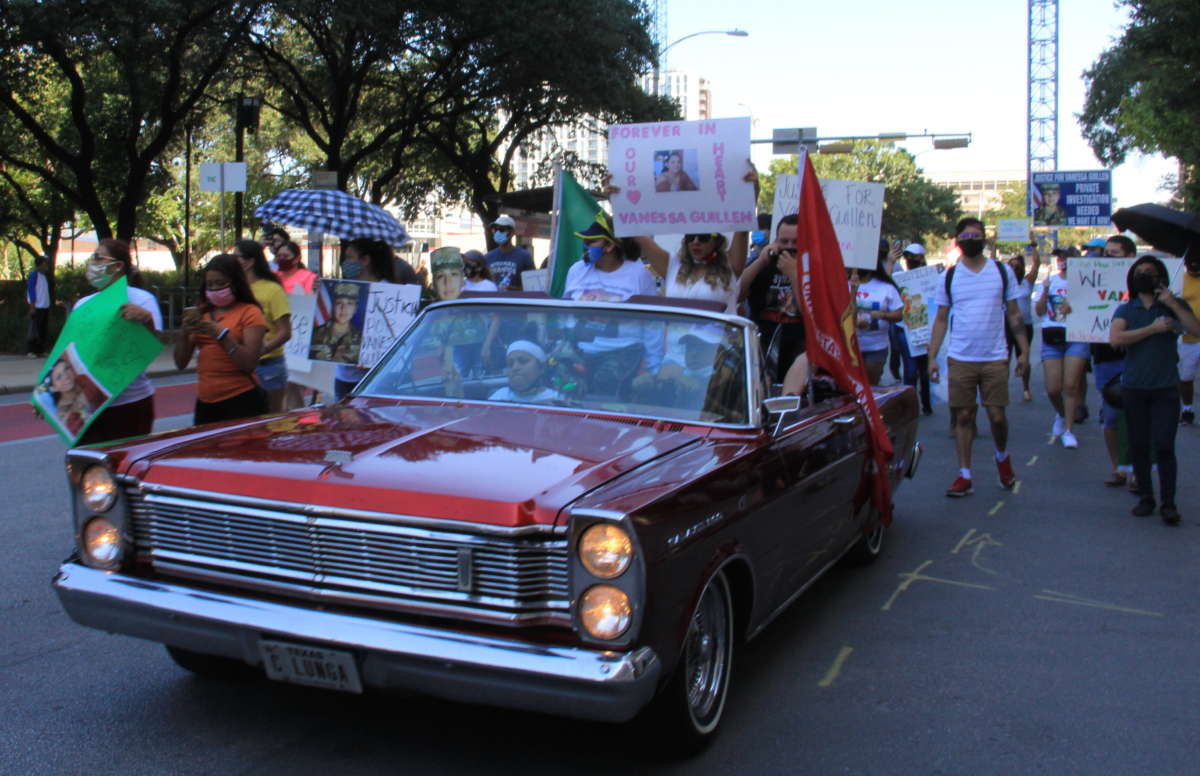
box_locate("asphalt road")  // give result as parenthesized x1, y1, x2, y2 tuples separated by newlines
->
(2, 369, 1197, 775)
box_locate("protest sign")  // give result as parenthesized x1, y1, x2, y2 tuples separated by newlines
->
(1063, 257, 1184, 342)
(892, 265, 941, 347)
(284, 292, 315, 372)
(998, 219, 1031, 243)
(771, 173, 883, 269)
(31, 277, 163, 444)
(307, 280, 421, 368)
(521, 269, 549, 293)
(1029, 170, 1112, 227)
(607, 117, 755, 237)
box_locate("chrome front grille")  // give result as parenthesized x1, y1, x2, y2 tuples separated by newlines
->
(124, 485, 571, 626)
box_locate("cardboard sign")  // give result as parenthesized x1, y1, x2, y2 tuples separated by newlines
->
(359, 283, 422, 368)
(1063, 257, 1184, 342)
(307, 280, 421, 368)
(521, 269, 549, 293)
(771, 173, 883, 269)
(31, 277, 163, 444)
(998, 219, 1031, 243)
(892, 265, 941, 347)
(1030, 170, 1112, 227)
(607, 117, 755, 237)
(284, 292, 315, 372)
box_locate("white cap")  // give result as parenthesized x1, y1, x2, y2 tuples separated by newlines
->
(507, 340, 546, 363)
(904, 243, 925, 256)
(679, 325, 724, 346)
(492, 214, 517, 229)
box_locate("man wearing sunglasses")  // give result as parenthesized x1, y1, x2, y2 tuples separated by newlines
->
(928, 217, 1030, 497)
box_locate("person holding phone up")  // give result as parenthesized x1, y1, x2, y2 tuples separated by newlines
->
(1109, 256, 1200, 524)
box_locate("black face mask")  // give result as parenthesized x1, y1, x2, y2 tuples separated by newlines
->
(1130, 272, 1159, 294)
(958, 239, 985, 258)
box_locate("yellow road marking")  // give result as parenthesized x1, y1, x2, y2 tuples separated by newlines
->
(1046, 434, 1056, 445)
(988, 500, 1004, 516)
(1012, 481, 1021, 495)
(881, 560, 996, 611)
(1034, 590, 1163, 617)
(951, 529, 976, 554)
(1026, 455, 1038, 466)
(817, 646, 854, 687)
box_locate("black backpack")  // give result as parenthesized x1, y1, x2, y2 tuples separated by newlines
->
(944, 259, 1009, 307)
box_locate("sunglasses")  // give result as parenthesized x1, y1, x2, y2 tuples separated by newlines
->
(957, 232, 984, 240)
(685, 234, 715, 243)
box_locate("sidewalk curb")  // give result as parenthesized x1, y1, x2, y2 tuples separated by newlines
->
(0, 367, 196, 397)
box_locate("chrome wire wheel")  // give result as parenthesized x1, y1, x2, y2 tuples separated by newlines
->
(863, 523, 884, 555)
(682, 571, 733, 734)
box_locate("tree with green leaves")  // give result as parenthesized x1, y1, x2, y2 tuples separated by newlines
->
(0, 0, 258, 241)
(1081, 0, 1200, 210)
(759, 142, 962, 243)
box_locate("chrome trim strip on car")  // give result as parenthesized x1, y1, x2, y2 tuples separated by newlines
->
(906, 441, 923, 479)
(54, 563, 661, 723)
(129, 480, 566, 537)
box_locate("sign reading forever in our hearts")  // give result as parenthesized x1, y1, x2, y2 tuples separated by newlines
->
(607, 117, 755, 237)
(771, 173, 884, 270)
(1064, 257, 1184, 343)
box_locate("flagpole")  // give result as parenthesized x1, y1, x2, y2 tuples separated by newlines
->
(547, 164, 563, 291)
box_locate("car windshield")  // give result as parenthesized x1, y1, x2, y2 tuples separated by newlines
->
(357, 301, 751, 425)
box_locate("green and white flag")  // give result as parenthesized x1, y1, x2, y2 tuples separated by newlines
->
(32, 276, 164, 445)
(548, 168, 602, 298)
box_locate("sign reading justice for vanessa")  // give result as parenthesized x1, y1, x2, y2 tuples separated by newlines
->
(607, 117, 755, 237)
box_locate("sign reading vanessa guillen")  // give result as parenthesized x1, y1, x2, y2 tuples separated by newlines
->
(1029, 170, 1112, 227)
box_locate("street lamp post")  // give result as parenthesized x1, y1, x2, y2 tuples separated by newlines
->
(653, 29, 748, 97)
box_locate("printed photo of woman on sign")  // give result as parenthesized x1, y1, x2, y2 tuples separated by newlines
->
(308, 279, 367, 364)
(654, 149, 699, 192)
(33, 343, 111, 438)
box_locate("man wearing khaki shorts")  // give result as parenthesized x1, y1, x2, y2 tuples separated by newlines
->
(929, 217, 1030, 497)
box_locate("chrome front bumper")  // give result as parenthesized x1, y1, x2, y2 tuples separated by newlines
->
(53, 563, 661, 723)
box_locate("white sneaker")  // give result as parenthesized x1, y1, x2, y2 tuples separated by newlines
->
(1061, 430, 1078, 449)
(1051, 415, 1065, 437)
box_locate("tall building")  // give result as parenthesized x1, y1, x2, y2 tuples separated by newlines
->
(640, 70, 713, 121)
(927, 169, 1026, 218)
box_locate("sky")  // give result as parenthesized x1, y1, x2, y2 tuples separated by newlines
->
(662, 0, 1172, 208)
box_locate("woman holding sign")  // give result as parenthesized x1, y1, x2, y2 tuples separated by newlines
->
(71, 239, 163, 445)
(1035, 249, 1088, 449)
(1110, 256, 1200, 524)
(174, 254, 267, 425)
(332, 240, 396, 399)
(234, 240, 292, 413)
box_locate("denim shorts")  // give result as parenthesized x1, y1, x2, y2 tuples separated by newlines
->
(1093, 359, 1124, 429)
(1040, 339, 1090, 360)
(255, 356, 289, 391)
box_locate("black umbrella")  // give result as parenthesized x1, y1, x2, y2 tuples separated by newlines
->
(1110, 203, 1200, 257)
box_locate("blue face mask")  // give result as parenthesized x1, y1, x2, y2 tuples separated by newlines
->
(751, 230, 767, 247)
(341, 260, 363, 279)
(494, 230, 511, 244)
(585, 244, 606, 263)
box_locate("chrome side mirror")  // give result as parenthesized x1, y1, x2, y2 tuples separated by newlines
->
(763, 396, 802, 436)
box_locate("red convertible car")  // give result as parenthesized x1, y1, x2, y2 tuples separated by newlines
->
(54, 296, 920, 749)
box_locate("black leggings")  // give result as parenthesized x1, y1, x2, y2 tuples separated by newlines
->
(194, 386, 268, 426)
(1121, 386, 1180, 505)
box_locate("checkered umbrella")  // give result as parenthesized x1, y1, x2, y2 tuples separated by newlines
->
(255, 189, 411, 247)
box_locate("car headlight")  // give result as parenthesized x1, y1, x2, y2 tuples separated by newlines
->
(81, 465, 117, 513)
(82, 517, 123, 569)
(578, 523, 633, 579)
(580, 585, 632, 640)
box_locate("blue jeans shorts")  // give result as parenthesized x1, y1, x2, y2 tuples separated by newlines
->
(1093, 359, 1124, 429)
(1040, 339, 1090, 361)
(255, 356, 289, 391)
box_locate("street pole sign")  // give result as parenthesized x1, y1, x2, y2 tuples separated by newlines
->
(199, 162, 247, 249)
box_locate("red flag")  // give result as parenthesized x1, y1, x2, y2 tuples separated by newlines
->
(793, 152, 895, 523)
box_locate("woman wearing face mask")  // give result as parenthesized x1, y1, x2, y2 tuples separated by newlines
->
(1035, 249, 1088, 448)
(233, 240, 292, 413)
(332, 239, 397, 399)
(174, 254, 267, 425)
(848, 255, 904, 386)
(1006, 254, 1038, 401)
(462, 250, 498, 292)
(1110, 256, 1200, 524)
(273, 240, 316, 295)
(65, 239, 163, 444)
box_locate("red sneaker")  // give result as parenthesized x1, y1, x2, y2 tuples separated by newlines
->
(996, 456, 1016, 489)
(946, 476, 974, 497)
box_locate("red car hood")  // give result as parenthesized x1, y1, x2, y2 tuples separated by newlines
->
(124, 399, 704, 528)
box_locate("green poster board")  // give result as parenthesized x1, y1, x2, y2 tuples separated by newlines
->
(31, 277, 165, 444)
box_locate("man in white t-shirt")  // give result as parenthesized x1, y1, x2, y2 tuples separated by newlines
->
(928, 217, 1030, 497)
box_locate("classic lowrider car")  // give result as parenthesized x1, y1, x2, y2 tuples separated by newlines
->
(54, 295, 919, 749)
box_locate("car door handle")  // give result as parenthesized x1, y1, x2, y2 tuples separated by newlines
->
(833, 415, 857, 425)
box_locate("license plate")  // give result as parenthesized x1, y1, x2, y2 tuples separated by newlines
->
(259, 639, 363, 694)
